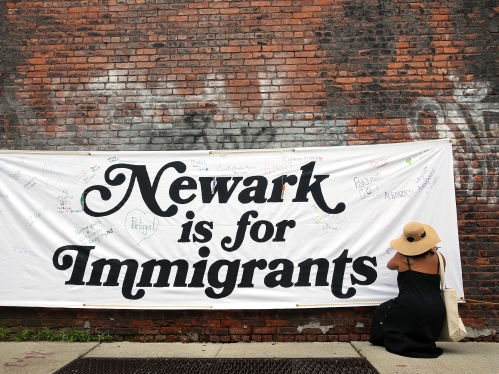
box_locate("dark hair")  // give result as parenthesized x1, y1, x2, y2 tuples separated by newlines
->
(406, 249, 434, 260)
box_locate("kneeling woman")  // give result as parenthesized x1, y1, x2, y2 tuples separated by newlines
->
(369, 222, 446, 358)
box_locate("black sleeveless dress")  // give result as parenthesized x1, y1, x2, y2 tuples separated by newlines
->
(369, 269, 446, 358)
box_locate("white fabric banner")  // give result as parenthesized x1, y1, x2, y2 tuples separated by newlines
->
(0, 139, 463, 309)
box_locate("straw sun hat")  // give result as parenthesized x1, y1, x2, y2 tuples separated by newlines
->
(390, 222, 441, 256)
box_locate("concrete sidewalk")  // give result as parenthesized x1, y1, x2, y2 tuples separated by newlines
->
(1, 341, 497, 374)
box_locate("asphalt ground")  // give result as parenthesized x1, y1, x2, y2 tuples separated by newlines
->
(1, 341, 497, 374)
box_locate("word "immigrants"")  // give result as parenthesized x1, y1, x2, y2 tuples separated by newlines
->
(53, 245, 377, 300)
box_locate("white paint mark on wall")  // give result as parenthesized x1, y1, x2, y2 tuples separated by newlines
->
(297, 319, 335, 334)
(465, 327, 496, 338)
(407, 75, 499, 197)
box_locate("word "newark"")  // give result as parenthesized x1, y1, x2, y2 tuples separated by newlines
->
(82, 161, 346, 217)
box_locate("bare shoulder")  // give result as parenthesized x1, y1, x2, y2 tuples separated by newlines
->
(435, 250, 446, 268)
(414, 250, 441, 274)
(387, 252, 407, 271)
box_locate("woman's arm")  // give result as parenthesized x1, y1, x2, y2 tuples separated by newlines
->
(387, 252, 401, 270)
(434, 248, 446, 269)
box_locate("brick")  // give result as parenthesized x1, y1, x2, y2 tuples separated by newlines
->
(253, 327, 276, 334)
(0, 0, 497, 343)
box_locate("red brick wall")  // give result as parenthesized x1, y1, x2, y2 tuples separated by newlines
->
(1, 0, 498, 342)
(0, 306, 375, 342)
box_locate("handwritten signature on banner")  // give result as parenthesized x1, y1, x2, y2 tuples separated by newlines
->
(75, 219, 114, 245)
(9, 169, 21, 181)
(27, 207, 48, 227)
(57, 190, 73, 211)
(125, 209, 159, 246)
(371, 158, 388, 169)
(415, 167, 439, 194)
(190, 159, 209, 172)
(385, 247, 395, 255)
(406, 148, 435, 165)
(23, 177, 37, 191)
(384, 189, 413, 199)
(0, 193, 7, 214)
(312, 204, 347, 234)
(13, 246, 38, 258)
(42, 157, 86, 188)
(0, 161, 11, 170)
(264, 155, 324, 175)
(217, 164, 257, 174)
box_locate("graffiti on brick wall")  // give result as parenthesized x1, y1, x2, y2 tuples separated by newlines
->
(47, 69, 342, 149)
(2, 74, 345, 151)
(0, 91, 26, 148)
(407, 76, 499, 196)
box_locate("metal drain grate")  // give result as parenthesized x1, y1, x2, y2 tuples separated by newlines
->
(54, 357, 379, 374)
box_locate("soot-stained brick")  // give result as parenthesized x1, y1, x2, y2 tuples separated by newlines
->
(0, 1, 30, 144)
(317, 0, 399, 118)
(0, 0, 498, 337)
(453, 1, 499, 96)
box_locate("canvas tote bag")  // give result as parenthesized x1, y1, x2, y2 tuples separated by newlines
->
(435, 251, 467, 342)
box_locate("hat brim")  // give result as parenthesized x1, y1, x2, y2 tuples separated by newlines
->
(390, 224, 441, 256)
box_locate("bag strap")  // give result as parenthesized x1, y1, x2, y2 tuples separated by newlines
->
(435, 251, 446, 289)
